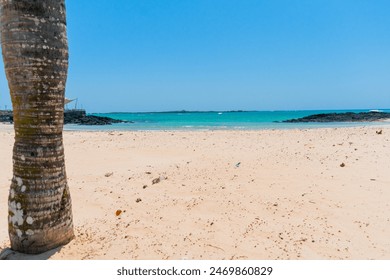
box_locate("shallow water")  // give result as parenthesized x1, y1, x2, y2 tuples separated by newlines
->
(65, 109, 390, 131)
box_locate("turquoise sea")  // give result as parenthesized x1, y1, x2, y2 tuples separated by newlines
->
(65, 109, 390, 131)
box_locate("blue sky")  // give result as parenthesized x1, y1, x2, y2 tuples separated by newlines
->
(0, 0, 389, 112)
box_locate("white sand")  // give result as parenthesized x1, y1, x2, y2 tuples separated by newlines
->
(1, 124, 390, 259)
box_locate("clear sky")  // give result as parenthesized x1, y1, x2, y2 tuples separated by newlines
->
(0, 0, 389, 112)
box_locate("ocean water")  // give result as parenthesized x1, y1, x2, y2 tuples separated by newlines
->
(65, 109, 390, 131)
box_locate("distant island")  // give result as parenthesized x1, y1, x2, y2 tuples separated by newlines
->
(282, 112, 390, 123)
(140, 110, 249, 114)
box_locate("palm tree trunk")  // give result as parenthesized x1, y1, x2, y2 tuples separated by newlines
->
(1, 0, 74, 254)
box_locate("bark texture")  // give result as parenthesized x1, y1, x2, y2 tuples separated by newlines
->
(0, 0, 74, 253)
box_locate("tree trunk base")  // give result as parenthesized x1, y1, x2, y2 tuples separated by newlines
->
(10, 226, 74, 255)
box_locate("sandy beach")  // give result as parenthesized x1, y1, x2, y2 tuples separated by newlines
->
(1, 124, 390, 260)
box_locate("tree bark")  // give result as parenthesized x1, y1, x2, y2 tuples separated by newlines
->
(0, 0, 74, 254)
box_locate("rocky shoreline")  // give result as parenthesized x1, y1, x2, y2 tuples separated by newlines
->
(3, 110, 390, 126)
(0, 111, 12, 123)
(283, 112, 390, 123)
(64, 114, 129, 125)
(64, 111, 130, 125)
(0, 110, 130, 125)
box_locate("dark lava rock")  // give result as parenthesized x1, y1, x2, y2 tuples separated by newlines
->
(64, 110, 132, 125)
(1, 110, 131, 125)
(0, 111, 13, 123)
(282, 112, 390, 123)
(64, 114, 129, 125)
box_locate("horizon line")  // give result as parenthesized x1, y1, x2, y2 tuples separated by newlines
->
(90, 108, 390, 114)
